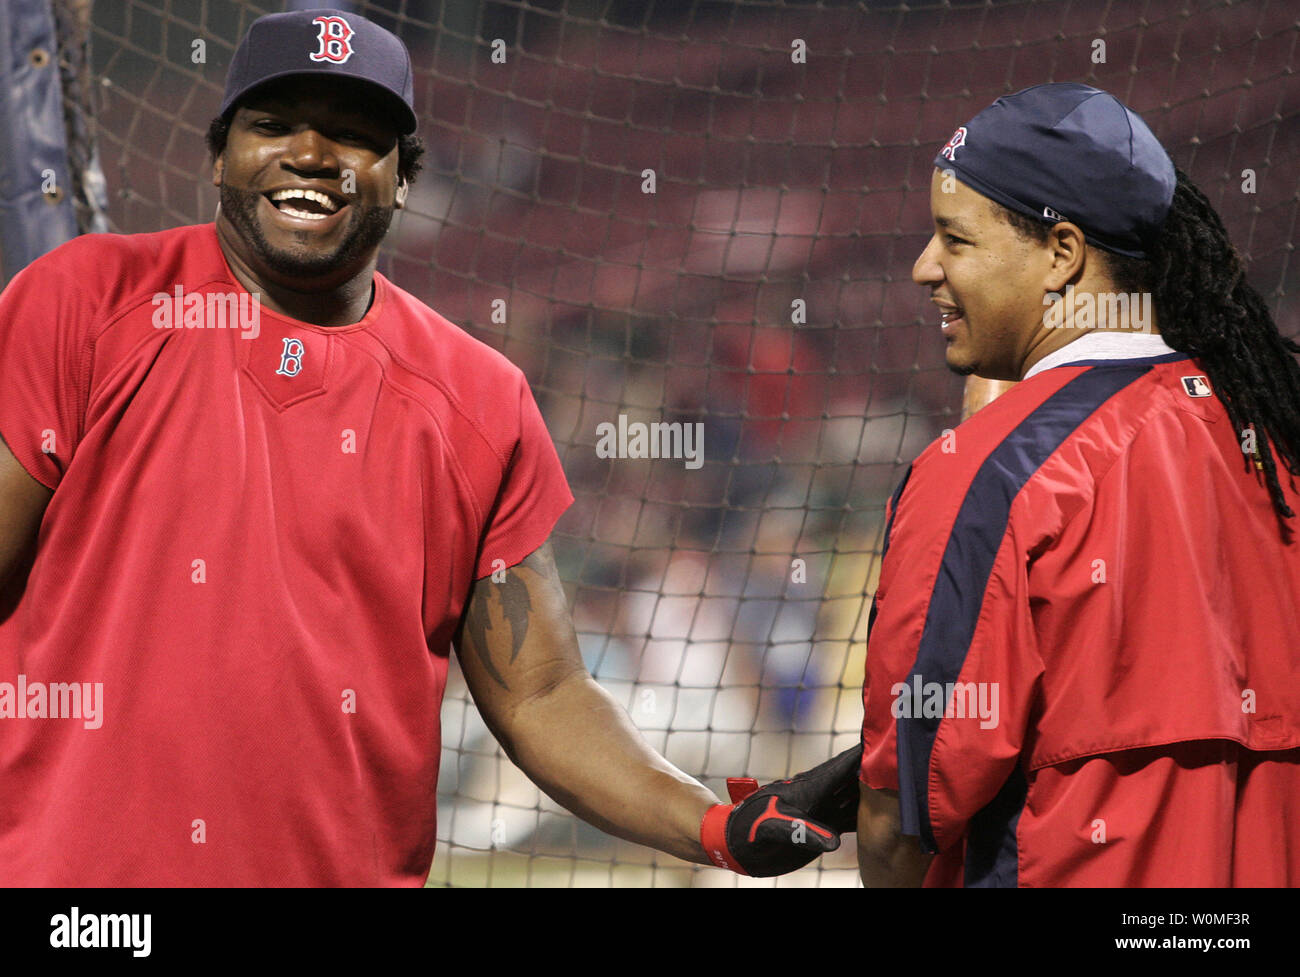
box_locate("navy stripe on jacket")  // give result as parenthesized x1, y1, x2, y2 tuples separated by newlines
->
(894, 362, 1160, 884)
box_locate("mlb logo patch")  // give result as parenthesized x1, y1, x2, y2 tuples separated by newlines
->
(1181, 375, 1212, 398)
(939, 126, 967, 161)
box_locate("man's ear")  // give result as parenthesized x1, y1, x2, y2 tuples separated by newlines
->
(1044, 221, 1087, 293)
(211, 153, 224, 188)
(395, 177, 409, 210)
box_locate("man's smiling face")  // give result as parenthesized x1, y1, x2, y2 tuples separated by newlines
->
(912, 168, 1055, 380)
(212, 76, 408, 289)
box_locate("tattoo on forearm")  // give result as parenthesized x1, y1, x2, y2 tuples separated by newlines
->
(464, 574, 533, 691)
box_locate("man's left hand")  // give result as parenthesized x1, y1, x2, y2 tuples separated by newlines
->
(699, 744, 862, 876)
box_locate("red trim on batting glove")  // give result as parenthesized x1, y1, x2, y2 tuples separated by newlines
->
(726, 777, 760, 804)
(701, 804, 748, 875)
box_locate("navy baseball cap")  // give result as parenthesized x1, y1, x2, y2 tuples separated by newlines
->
(220, 8, 417, 134)
(933, 83, 1175, 258)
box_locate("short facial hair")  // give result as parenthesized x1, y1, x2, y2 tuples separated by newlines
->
(219, 182, 395, 280)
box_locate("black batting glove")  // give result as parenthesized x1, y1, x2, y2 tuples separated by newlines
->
(699, 743, 863, 877)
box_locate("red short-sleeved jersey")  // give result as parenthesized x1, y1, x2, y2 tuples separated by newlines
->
(861, 350, 1300, 887)
(0, 224, 573, 885)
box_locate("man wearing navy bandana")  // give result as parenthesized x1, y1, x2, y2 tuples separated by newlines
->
(856, 83, 1300, 887)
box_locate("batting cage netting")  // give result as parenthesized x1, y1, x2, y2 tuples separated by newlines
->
(50, 0, 1299, 886)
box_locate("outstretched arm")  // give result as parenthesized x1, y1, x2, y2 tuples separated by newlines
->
(454, 541, 718, 864)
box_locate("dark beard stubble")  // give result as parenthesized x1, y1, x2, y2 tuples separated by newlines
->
(219, 183, 395, 281)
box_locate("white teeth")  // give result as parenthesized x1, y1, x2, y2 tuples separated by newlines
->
(278, 205, 329, 221)
(269, 188, 339, 213)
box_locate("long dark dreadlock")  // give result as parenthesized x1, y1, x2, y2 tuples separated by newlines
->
(1002, 167, 1300, 538)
